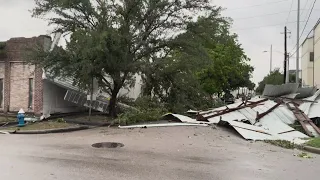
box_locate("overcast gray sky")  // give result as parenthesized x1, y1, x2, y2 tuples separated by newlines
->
(0, 0, 319, 84)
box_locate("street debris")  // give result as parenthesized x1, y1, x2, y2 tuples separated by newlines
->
(118, 123, 208, 129)
(162, 113, 207, 124)
(264, 140, 296, 149)
(294, 152, 313, 159)
(0, 131, 10, 134)
(118, 84, 320, 147)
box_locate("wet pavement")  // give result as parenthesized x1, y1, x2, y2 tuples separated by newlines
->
(0, 126, 319, 180)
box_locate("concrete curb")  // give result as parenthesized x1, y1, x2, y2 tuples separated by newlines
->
(9, 126, 90, 134)
(303, 146, 320, 155)
(0, 131, 10, 134)
(64, 119, 111, 127)
(0, 122, 17, 127)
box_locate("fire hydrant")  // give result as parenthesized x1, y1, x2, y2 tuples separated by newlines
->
(17, 108, 25, 127)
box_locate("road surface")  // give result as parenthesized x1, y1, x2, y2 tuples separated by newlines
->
(0, 126, 319, 180)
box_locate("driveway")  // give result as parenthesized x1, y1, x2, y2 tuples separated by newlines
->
(0, 126, 319, 180)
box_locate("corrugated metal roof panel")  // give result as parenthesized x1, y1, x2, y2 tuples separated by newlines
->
(299, 90, 320, 115)
(227, 121, 275, 141)
(164, 113, 206, 124)
(250, 100, 296, 125)
(202, 99, 295, 125)
(256, 118, 293, 134)
(262, 83, 299, 97)
(263, 101, 296, 124)
(295, 87, 317, 99)
(206, 111, 247, 124)
(277, 131, 309, 143)
(308, 102, 320, 118)
(237, 108, 256, 124)
(46, 76, 82, 92)
(228, 120, 308, 143)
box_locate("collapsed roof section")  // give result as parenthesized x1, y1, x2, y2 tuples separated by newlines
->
(190, 84, 320, 142)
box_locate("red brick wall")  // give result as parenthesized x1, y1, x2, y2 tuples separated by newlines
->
(34, 65, 43, 115)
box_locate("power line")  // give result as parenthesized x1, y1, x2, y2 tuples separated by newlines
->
(289, 18, 320, 58)
(289, 0, 317, 57)
(234, 11, 286, 21)
(226, 0, 290, 11)
(285, 0, 294, 26)
(233, 21, 305, 31)
(300, 0, 317, 39)
(300, 0, 310, 17)
(234, 9, 312, 21)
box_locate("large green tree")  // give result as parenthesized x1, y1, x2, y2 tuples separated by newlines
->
(190, 17, 253, 96)
(29, 0, 221, 117)
(142, 15, 254, 112)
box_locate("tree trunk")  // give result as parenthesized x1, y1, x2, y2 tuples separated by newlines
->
(108, 88, 120, 118)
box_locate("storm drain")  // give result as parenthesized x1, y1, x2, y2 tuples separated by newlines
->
(92, 142, 124, 148)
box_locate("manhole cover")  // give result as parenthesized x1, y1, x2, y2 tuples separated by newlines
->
(92, 142, 124, 148)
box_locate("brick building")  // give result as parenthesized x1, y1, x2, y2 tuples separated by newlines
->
(0, 35, 142, 117)
(0, 35, 86, 116)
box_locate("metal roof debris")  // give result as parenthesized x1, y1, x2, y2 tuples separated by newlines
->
(287, 102, 320, 137)
(295, 87, 317, 99)
(118, 123, 208, 129)
(163, 113, 205, 124)
(262, 83, 299, 97)
(192, 88, 320, 142)
(118, 84, 320, 143)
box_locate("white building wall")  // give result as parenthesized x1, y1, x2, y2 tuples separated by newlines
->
(301, 37, 314, 87)
(118, 74, 142, 100)
(43, 80, 86, 115)
(314, 22, 320, 87)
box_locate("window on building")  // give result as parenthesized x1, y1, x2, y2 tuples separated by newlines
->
(0, 79, 3, 108)
(310, 52, 314, 62)
(28, 78, 34, 109)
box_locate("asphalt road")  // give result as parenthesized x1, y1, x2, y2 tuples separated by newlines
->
(0, 126, 319, 180)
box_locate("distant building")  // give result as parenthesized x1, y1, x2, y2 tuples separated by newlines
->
(314, 21, 320, 87)
(301, 37, 314, 87)
(288, 69, 302, 76)
(300, 20, 320, 88)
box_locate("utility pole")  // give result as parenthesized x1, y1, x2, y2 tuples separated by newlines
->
(296, 0, 300, 83)
(286, 53, 290, 83)
(270, 45, 273, 73)
(284, 26, 287, 84)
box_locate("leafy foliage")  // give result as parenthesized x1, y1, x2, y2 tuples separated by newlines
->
(117, 96, 167, 125)
(141, 15, 254, 113)
(305, 138, 320, 148)
(29, 0, 223, 117)
(264, 140, 295, 149)
(256, 69, 301, 94)
(256, 69, 283, 94)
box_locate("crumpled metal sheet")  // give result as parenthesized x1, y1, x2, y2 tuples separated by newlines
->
(299, 90, 320, 115)
(227, 120, 309, 143)
(119, 123, 208, 129)
(237, 108, 257, 124)
(199, 101, 258, 124)
(253, 101, 296, 124)
(308, 102, 320, 119)
(262, 83, 299, 97)
(227, 120, 274, 141)
(295, 87, 317, 99)
(196, 98, 308, 142)
(163, 113, 205, 124)
(200, 98, 296, 125)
